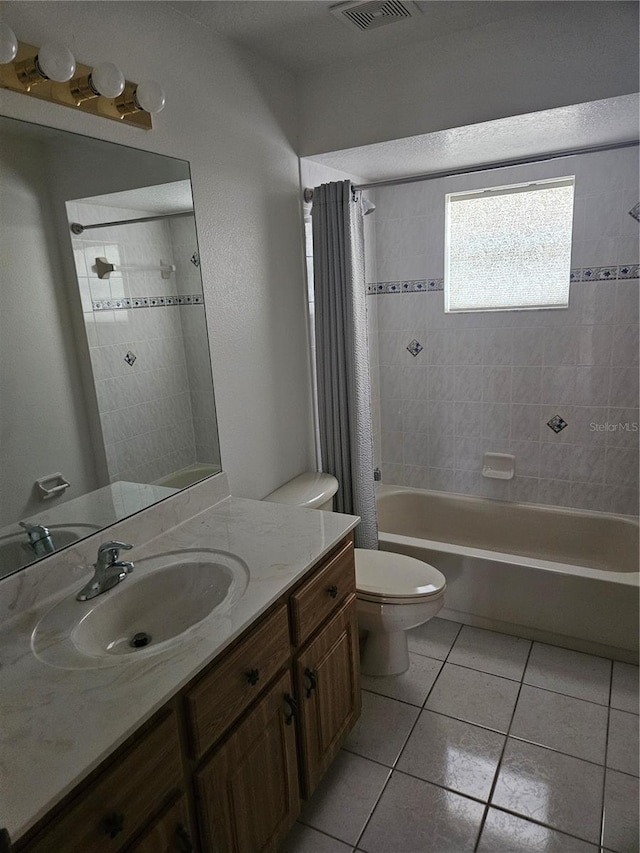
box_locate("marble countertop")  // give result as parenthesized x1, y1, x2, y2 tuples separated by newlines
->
(0, 495, 359, 841)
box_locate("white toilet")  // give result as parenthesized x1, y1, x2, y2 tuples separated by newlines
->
(264, 472, 446, 677)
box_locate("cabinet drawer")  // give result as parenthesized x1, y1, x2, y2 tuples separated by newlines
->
(20, 711, 182, 853)
(290, 538, 355, 646)
(185, 603, 290, 758)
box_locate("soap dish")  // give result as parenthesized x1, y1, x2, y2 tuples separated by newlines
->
(482, 453, 515, 480)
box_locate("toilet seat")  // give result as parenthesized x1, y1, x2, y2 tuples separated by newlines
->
(354, 549, 446, 605)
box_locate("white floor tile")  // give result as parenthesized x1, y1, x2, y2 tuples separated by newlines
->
(397, 710, 505, 801)
(477, 808, 599, 852)
(407, 616, 461, 660)
(602, 769, 640, 853)
(524, 643, 611, 705)
(607, 708, 640, 776)
(425, 662, 520, 732)
(300, 751, 390, 847)
(280, 823, 353, 853)
(447, 625, 531, 680)
(343, 690, 419, 767)
(510, 684, 608, 763)
(610, 661, 639, 714)
(360, 652, 442, 706)
(492, 739, 604, 843)
(358, 771, 485, 853)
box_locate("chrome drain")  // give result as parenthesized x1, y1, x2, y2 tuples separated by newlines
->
(130, 632, 152, 648)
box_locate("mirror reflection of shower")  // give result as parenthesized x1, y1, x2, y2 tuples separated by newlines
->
(67, 181, 220, 491)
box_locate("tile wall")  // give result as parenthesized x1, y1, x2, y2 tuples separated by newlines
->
(69, 202, 217, 485)
(368, 147, 639, 515)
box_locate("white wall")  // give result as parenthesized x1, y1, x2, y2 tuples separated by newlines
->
(1, 1, 315, 500)
(298, 2, 639, 155)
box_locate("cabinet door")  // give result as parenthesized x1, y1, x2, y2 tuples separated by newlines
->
(295, 595, 361, 797)
(125, 794, 195, 853)
(194, 670, 300, 853)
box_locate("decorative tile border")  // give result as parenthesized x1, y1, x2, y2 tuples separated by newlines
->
(367, 279, 443, 294)
(367, 264, 639, 294)
(92, 294, 204, 311)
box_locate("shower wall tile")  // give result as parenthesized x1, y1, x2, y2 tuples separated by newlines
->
(371, 147, 639, 515)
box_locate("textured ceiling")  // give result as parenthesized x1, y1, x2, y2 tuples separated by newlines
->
(171, 0, 540, 72)
(304, 95, 640, 182)
(76, 180, 194, 215)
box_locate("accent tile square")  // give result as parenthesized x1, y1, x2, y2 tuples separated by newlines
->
(492, 739, 604, 843)
(447, 625, 532, 681)
(359, 771, 485, 853)
(547, 414, 568, 433)
(477, 808, 599, 852)
(510, 684, 608, 764)
(425, 662, 521, 732)
(523, 643, 611, 705)
(407, 616, 461, 660)
(299, 751, 390, 846)
(396, 710, 505, 801)
(343, 690, 419, 767)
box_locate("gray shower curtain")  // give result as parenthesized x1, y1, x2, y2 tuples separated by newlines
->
(312, 180, 378, 549)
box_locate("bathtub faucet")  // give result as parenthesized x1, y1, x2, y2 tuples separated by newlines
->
(19, 521, 55, 557)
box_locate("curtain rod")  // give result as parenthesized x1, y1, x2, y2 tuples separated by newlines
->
(70, 210, 193, 235)
(303, 139, 639, 200)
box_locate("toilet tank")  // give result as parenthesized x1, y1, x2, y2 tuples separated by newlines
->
(263, 472, 339, 511)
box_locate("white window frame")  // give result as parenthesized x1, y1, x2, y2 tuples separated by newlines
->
(444, 176, 575, 313)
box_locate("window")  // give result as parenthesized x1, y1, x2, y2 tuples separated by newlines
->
(444, 177, 575, 312)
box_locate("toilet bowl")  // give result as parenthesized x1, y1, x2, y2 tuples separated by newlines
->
(263, 472, 446, 676)
(355, 549, 445, 676)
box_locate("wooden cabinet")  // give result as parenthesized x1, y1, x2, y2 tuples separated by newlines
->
(18, 710, 187, 853)
(125, 795, 194, 853)
(185, 604, 291, 759)
(194, 671, 300, 853)
(295, 595, 361, 796)
(15, 535, 359, 853)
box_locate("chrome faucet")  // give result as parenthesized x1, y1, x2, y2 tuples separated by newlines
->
(19, 521, 56, 557)
(76, 541, 134, 601)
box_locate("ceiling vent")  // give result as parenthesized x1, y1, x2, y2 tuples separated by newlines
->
(329, 0, 421, 33)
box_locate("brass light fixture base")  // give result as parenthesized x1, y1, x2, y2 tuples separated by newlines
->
(0, 41, 152, 130)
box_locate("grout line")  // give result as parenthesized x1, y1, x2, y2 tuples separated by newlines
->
(352, 641, 455, 850)
(472, 640, 535, 852)
(599, 663, 615, 850)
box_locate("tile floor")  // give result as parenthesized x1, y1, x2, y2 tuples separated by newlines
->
(280, 618, 639, 853)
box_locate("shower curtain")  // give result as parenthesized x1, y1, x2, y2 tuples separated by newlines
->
(312, 180, 378, 549)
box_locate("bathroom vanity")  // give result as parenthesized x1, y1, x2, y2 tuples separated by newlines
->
(0, 478, 360, 852)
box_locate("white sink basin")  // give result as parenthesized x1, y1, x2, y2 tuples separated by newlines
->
(0, 524, 101, 575)
(32, 549, 249, 669)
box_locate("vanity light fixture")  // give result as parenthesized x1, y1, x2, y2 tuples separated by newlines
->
(71, 61, 125, 104)
(0, 24, 18, 64)
(0, 29, 162, 129)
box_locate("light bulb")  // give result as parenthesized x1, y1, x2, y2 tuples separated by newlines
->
(134, 79, 165, 114)
(36, 42, 76, 82)
(0, 23, 18, 64)
(89, 62, 125, 98)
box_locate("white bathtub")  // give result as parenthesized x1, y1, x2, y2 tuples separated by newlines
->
(376, 485, 640, 663)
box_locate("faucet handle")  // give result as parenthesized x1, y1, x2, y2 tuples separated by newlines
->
(97, 541, 134, 567)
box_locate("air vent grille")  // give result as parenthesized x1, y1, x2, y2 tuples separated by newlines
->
(330, 0, 417, 32)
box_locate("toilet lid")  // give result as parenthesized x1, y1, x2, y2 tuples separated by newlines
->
(354, 549, 446, 599)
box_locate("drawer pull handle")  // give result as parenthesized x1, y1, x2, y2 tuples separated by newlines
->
(246, 668, 260, 686)
(102, 812, 125, 839)
(328, 584, 339, 599)
(284, 693, 298, 725)
(175, 823, 194, 852)
(304, 667, 317, 698)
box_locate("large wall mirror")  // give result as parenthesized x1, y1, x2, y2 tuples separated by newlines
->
(0, 115, 221, 580)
